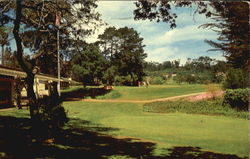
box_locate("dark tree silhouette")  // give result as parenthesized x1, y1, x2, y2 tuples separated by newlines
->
(1, 0, 101, 134)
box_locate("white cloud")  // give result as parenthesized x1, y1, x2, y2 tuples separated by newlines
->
(85, 1, 136, 43)
(145, 25, 216, 46)
(86, 1, 158, 43)
(145, 46, 180, 62)
(145, 46, 189, 65)
(145, 43, 225, 65)
(97, 1, 135, 18)
(163, 25, 215, 43)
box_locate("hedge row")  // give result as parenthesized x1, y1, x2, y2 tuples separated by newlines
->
(223, 88, 249, 111)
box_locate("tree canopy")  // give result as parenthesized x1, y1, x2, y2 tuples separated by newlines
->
(72, 43, 106, 86)
(1, 0, 101, 73)
(200, 2, 249, 70)
(98, 26, 147, 85)
(71, 26, 147, 86)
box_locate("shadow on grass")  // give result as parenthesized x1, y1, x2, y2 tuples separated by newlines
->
(0, 116, 247, 159)
(61, 88, 111, 101)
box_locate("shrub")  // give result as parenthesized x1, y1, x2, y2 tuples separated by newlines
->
(186, 74, 196, 84)
(113, 76, 123, 86)
(151, 76, 165, 85)
(39, 82, 68, 138)
(173, 74, 185, 84)
(143, 98, 248, 119)
(213, 73, 224, 83)
(223, 88, 249, 111)
(173, 72, 213, 84)
(196, 72, 213, 84)
(223, 68, 249, 89)
(113, 75, 137, 86)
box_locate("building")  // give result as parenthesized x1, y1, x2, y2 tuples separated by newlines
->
(0, 65, 78, 108)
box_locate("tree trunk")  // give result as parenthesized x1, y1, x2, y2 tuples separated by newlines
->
(1, 44, 4, 65)
(13, 0, 40, 124)
(26, 73, 40, 123)
(129, 72, 135, 86)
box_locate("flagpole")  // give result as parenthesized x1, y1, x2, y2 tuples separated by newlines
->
(57, 27, 60, 96)
(55, 10, 61, 96)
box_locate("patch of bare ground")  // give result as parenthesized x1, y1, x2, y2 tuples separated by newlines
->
(187, 91, 224, 102)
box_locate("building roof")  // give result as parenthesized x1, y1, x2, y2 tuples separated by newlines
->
(0, 65, 80, 84)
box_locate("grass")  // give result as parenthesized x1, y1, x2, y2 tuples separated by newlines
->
(61, 85, 84, 93)
(0, 108, 30, 118)
(0, 85, 248, 158)
(101, 113, 249, 156)
(96, 84, 206, 100)
(143, 98, 249, 119)
(60, 101, 249, 157)
(1, 102, 248, 158)
(97, 89, 121, 99)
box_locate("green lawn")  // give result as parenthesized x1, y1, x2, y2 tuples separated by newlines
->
(0, 85, 248, 159)
(96, 84, 206, 100)
(62, 101, 249, 158)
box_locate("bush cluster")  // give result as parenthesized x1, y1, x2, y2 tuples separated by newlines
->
(173, 72, 216, 84)
(39, 82, 68, 138)
(149, 76, 165, 85)
(223, 88, 249, 111)
(223, 68, 249, 89)
(143, 98, 248, 119)
(113, 75, 138, 86)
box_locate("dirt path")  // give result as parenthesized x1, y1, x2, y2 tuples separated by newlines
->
(82, 91, 224, 103)
(81, 92, 210, 103)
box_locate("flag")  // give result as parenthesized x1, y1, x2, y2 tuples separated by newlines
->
(55, 12, 61, 26)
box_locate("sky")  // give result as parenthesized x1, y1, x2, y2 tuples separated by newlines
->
(86, 1, 225, 65)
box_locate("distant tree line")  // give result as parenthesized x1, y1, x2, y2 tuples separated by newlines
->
(144, 56, 229, 85)
(144, 60, 180, 71)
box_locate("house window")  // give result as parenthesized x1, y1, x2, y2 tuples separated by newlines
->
(45, 82, 49, 90)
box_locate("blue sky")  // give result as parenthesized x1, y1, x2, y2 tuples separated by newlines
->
(86, 1, 225, 65)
